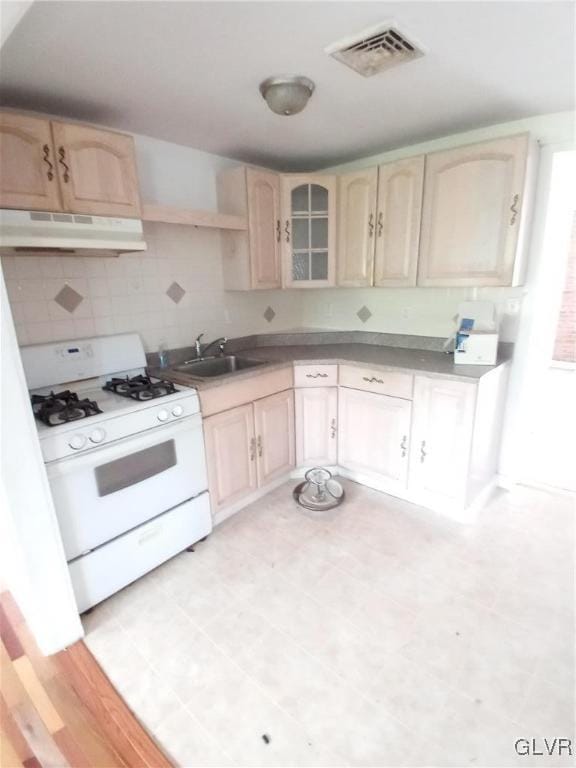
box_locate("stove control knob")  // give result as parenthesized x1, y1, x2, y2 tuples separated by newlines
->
(68, 434, 87, 450)
(172, 405, 184, 417)
(89, 428, 106, 444)
(157, 409, 169, 422)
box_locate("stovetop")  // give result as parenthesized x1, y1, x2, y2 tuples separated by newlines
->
(30, 373, 189, 432)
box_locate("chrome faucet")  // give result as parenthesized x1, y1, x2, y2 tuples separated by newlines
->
(183, 334, 228, 365)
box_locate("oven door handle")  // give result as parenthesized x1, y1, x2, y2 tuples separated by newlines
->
(46, 412, 204, 478)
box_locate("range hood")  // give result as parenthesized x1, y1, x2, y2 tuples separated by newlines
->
(0, 209, 147, 255)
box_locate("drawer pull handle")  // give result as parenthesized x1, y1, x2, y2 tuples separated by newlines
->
(368, 212, 374, 238)
(285, 219, 290, 243)
(400, 435, 407, 458)
(377, 211, 383, 237)
(276, 219, 281, 243)
(330, 418, 337, 439)
(509, 193, 520, 225)
(257, 435, 263, 458)
(249, 437, 256, 461)
(420, 440, 427, 463)
(58, 146, 70, 183)
(305, 373, 328, 379)
(362, 376, 384, 385)
(42, 144, 54, 181)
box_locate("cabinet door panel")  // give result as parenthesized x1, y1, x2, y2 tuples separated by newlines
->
(374, 156, 424, 287)
(418, 135, 529, 286)
(52, 122, 141, 217)
(203, 404, 257, 514)
(338, 388, 411, 486)
(254, 389, 295, 486)
(0, 113, 62, 211)
(247, 168, 281, 289)
(295, 387, 337, 467)
(281, 174, 336, 288)
(337, 168, 378, 286)
(408, 376, 476, 502)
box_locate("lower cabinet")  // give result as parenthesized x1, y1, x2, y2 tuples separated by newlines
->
(203, 389, 295, 517)
(338, 387, 412, 486)
(295, 387, 338, 468)
(408, 376, 477, 505)
(203, 403, 257, 515)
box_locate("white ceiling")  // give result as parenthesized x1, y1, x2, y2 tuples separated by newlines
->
(0, 1, 574, 171)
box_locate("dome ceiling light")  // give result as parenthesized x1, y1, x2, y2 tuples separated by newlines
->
(259, 75, 315, 116)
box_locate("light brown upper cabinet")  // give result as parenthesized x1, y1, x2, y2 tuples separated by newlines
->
(418, 134, 533, 287)
(281, 174, 336, 288)
(336, 157, 424, 288)
(0, 113, 63, 212)
(374, 156, 424, 287)
(0, 112, 142, 218)
(337, 168, 378, 287)
(217, 166, 281, 290)
(51, 122, 141, 218)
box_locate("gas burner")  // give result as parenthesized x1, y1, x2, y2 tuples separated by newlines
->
(102, 375, 178, 401)
(32, 390, 103, 427)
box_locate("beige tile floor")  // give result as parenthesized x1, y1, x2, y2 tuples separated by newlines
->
(83, 481, 575, 767)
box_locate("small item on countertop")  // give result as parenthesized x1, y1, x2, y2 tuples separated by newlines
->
(158, 341, 169, 369)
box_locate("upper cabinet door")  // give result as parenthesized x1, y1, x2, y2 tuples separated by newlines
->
(246, 168, 281, 289)
(337, 168, 378, 287)
(374, 156, 424, 287)
(51, 122, 141, 218)
(0, 113, 62, 212)
(418, 134, 530, 287)
(254, 389, 295, 486)
(281, 174, 336, 288)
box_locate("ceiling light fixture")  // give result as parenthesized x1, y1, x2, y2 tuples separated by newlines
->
(259, 75, 315, 116)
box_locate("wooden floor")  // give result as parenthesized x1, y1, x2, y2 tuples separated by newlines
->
(0, 591, 172, 768)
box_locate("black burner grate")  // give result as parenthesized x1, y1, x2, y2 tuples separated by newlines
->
(31, 390, 103, 427)
(102, 375, 177, 401)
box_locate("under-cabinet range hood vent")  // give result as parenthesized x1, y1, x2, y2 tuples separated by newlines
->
(326, 22, 424, 77)
(0, 209, 147, 256)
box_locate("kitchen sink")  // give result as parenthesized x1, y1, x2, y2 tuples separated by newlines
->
(173, 355, 267, 378)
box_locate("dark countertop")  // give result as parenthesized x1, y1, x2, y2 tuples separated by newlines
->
(149, 335, 511, 391)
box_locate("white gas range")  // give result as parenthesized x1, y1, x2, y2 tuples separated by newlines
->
(21, 333, 212, 613)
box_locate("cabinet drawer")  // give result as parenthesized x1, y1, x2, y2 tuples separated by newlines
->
(294, 364, 338, 387)
(199, 367, 293, 417)
(339, 365, 413, 399)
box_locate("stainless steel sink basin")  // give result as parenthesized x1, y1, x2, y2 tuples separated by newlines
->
(173, 355, 267, 378)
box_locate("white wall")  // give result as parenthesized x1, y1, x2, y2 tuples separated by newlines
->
(0, 267, 83, 653)
(301, 111, 575, 341)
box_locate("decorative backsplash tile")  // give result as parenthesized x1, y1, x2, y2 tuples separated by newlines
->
(263, 306, 276, 323)
(166, 281, 186, 304)
(356, 305, 372, 323)
(54, 283, 84, 314)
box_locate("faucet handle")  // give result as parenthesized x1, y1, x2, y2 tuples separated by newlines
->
(195, 332, 205, 342)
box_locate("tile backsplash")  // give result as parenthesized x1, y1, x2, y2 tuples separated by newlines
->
(1, 223, 303, 351)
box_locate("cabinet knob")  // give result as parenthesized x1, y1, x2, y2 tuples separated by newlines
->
(400, 435, 407, 457)
(284, 219, 290, 243)
(58, 146, 70, 183)
(330, 418, 337, 439)
(377, 211, 383, 237)
(249, 437, 256, 461)
(257, 435, 263, 457)
(368, 213, 374, 238)
(420, 440, 427, 463)
(42, 144, 54, 181)
(276, 219, 281, 243)
(509, 193, 520, 225)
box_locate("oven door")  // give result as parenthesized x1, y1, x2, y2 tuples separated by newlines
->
(47, 413, 208, 561)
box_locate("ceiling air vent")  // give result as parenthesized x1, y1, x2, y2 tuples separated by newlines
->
(326, 22, 424, 77)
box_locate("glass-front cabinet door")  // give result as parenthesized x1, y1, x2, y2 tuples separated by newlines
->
(281, 174, 336, 287)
